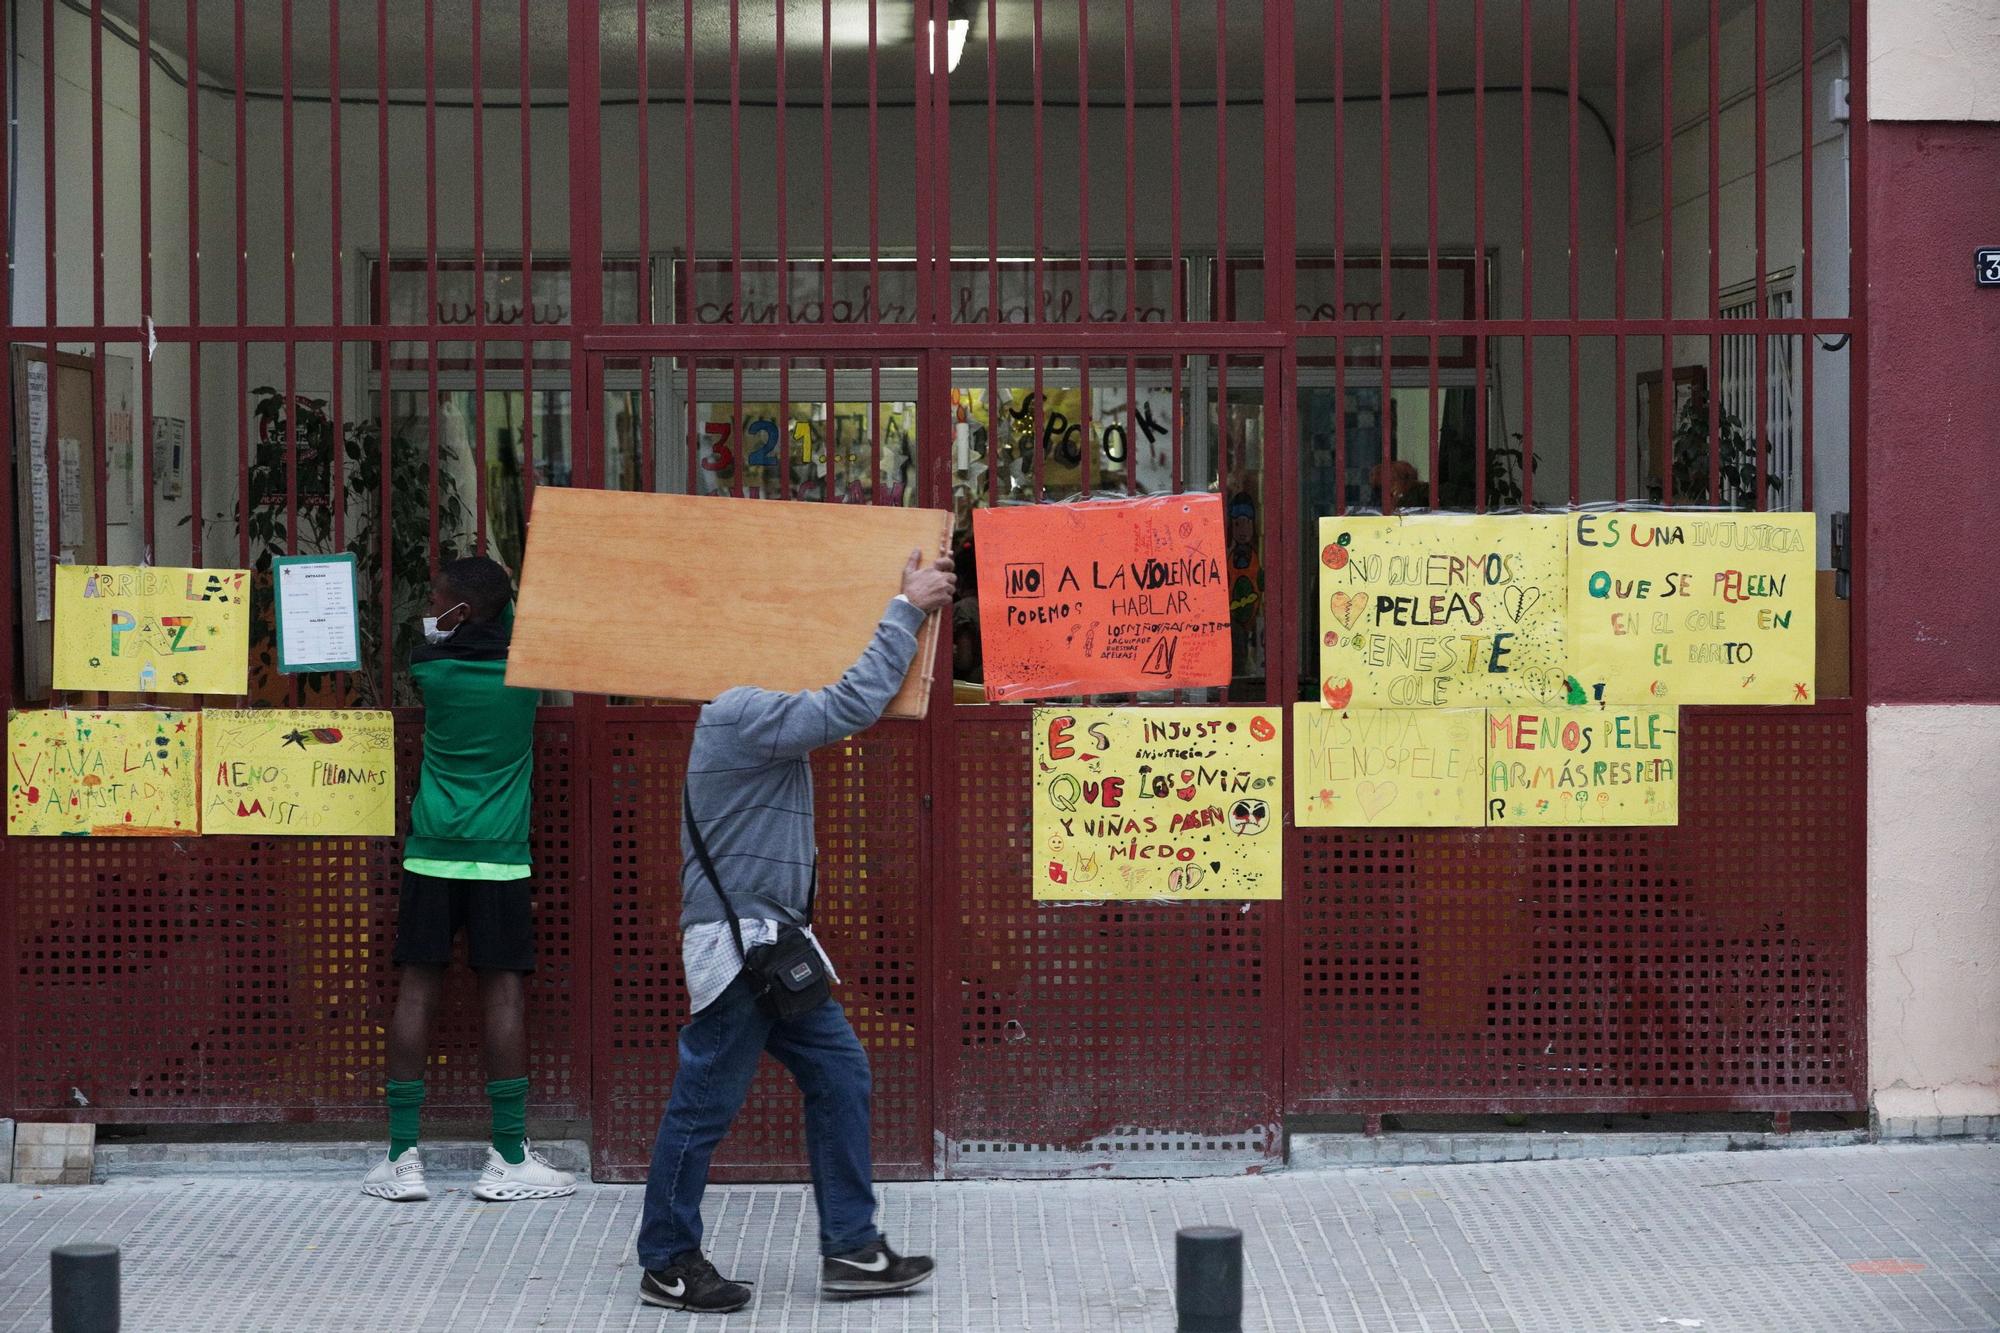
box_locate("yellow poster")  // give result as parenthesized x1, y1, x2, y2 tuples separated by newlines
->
(53, 565, 251, 695)
(1486, 706, 1679, 826)
(7, 709, 200, 836)
(1292, 704, 1486, 827)
(1566, 512, 1816, 706)
(1317, 515, 1568, 710)
(201, 710, 396, 837)
(1032, 706, 1282, 900)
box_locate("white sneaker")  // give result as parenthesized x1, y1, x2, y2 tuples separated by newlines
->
(361, 1149, 429, 1202)
(471, 1142, 576, 1201)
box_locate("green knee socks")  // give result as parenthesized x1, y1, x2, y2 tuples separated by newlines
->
(488, 1076, 529, 1165)
(386, 1075, 528, 1165)
(386, 1079, 426, 1160)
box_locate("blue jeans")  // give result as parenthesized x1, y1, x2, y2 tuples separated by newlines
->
(635, 972, 882, 1268)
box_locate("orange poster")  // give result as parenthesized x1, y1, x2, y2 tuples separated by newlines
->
(973, 494, 1233, 702)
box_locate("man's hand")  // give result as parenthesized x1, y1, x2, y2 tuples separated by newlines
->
(900, 548, 958, 615)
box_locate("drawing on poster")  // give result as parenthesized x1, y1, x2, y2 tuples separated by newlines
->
(1566, 512, 1816, 706)
(1485, 706, 1679, 826)
(201, 710, 396, 836)
(1317, 514, 1568, 709)
(1291, 704, 1487, 827)
(52, 565, 251, 695)
(6, 709, 200, 836)
(975, 494, 1233, 701)
(1032, 706, 1282, 900)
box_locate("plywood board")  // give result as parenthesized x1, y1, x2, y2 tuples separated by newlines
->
(507, 488, 950, 719)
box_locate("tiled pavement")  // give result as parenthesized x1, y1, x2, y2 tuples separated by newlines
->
(2, 1143, 1995, 1331)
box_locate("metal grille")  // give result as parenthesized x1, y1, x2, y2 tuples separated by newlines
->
(1292, 710, 1858, 1113)
(1, 0, 1868, 1173)
(10, 723, 584, 1120)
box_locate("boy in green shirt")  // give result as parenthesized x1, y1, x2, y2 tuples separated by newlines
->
(362, 556, 575, 1203)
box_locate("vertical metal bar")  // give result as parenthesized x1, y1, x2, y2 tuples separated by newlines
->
(1031, 0, 1044, 322)
(684, 0, 697, 320)
(328, 0, 344, 559)
(1753, 0, 1769, 510)
(282, 0, 299, 611)
(1660, 0, 1676, 508)
(687, 356, 701, 495)
(1124, 356, 1138, 495)
(1331, 0, 1345, 329)
(985, 0, 998, 324)
(1076, 0, 1090, 326)
(1567, 0, 1580, 506)
(1079, 358, 1093, 497)
(1214, 0, 1228, 320)
(1707, 0, 1722, 505)
(820, 0, 832, 324)
(472, 0, 487, 548)
(1614, 0, 1628, 501)
(136, 0, 155, 554)
(987, 359, 1000, 506)
(1517, 0, 1534, 510)
(1123, 0, 1136, 321)
(90, 0, 109, 559)
(823, 356, 835, 502)
(772, 0, 785, 326)
(1171, 353, 1184, 494)
(1472, 0, 1486, 513)
(730, 0, 743, 318)
(39, 0, 59, 608)
(636, 0, 650, 322)
(1427, 0, 1441, 508)
(732, 360, 746, 499)
(568, 0, 603, 497)
(519, 0, 534, 505)
(866, 0, 878, 320)
(425, 0, 440, 571)
(376, 0, 393, 696)
(184, 0, 200, 562)
(868, 359, 881, 503)
(1168, 0, 1183, 321)
(234, 0, 249, 581)
(777, 355, 790, 500)
(1216, 353, 1230, 496)
(1334, 335, 1348, 515)
(1031, 356, 1045, 500)
(1375, 0, 1391, 511)
(1799, 0, 1815, 512)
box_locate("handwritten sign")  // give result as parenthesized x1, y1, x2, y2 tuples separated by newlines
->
(1032, 706, 1282, 900)
(1317, 515, 1568, 710)
(1292, 704, 1486, 827)
(201, 710, 396, 837)
(1486, 707, 1679, 826)
(975, 495, 1233, 701)
(53, 565, 250, 695)
(7, 709, 199, 836)
(1567, 512, 1816, 706)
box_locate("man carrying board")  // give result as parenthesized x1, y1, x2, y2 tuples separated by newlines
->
(635, 548, 956, 1314)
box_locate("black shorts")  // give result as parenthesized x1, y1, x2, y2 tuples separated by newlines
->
(392, 870, 537, 973)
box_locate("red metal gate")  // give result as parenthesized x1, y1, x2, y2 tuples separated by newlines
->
(1, 0, 1867, 1177)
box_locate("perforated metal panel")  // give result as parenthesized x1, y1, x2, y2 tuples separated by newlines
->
(938, 715, 1283, 1177)
(1290, 711, 1860, 1114)
(591, 718, 929, 1184)
(7, 721, 584, 1122)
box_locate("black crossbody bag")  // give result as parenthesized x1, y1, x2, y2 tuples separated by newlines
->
(683, 786, 833, 1021)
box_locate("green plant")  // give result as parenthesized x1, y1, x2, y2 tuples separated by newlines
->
(1653, 390, 1782, 510)
(244, 387, 468, 705)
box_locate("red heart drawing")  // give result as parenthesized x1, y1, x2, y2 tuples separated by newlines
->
(23, 785, 39, 804)
(1323, 677, 1355, 709)
(1047, 861, 1068, 885)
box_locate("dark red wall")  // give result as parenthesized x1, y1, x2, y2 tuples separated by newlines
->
(1867, 121, 2000, 704)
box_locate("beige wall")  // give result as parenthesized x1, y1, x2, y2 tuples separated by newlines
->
(1868, 706, 2000, 1119)
(1868, 0, 2000, 121)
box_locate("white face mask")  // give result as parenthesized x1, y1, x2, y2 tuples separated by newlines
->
(422, 602, 468, 644)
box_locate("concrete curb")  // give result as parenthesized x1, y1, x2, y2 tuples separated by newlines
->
(93, 1138, 592, 1182)
(1288, 1128, 1871, 1169)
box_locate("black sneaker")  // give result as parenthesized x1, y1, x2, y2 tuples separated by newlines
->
(821, 1239, 936, 1298)
(638, 1253, 751, 1313)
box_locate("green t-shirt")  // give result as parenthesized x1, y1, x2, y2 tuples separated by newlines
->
(403, 617, 538, 867)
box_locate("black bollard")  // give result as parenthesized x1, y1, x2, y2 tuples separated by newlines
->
(50, 1243, 119, 1333)
(1175, 1226, 1243, 1333)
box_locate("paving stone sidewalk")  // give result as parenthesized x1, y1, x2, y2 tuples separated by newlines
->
(2, 1143, 1995, 1331)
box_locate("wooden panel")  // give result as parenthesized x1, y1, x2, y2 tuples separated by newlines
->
(508, 489, 949, 719)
